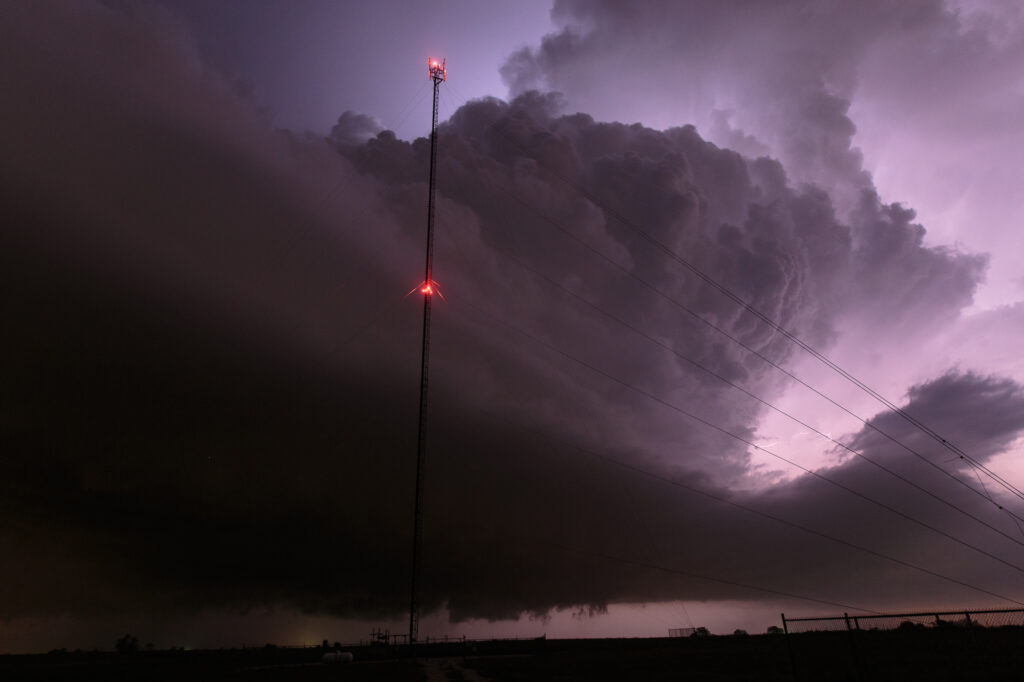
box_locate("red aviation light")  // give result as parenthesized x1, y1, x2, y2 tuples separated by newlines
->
(427, 57, 446, 81)
(407, 279, 445, 301)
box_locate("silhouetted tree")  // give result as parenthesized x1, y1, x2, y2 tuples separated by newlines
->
(115, 634, 139, 655)
(766, 626, 784, 635)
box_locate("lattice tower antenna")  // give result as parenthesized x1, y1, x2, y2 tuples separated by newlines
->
(409, 56, 445, 646)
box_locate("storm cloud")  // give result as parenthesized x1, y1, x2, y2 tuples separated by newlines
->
(2, 0, 1022, 638)
(501, 0, 1024, 310)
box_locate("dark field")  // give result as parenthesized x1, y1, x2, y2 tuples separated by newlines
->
(3, 628, 1024, 681)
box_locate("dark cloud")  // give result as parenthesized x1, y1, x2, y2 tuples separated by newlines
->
(499, 0, 950, 178)
(497, 0, 1006, 404)
(498, 0, 1021, 246)
(328, 110, 383, 148)
(2, 1, 1020, 638)
(843, 190, 988, 339)
(849, 372, 1024, 463)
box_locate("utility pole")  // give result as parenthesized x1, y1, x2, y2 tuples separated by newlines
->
(409, 56, 445, 646)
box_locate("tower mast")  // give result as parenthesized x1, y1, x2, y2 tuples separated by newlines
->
(410, 56, 445, 646)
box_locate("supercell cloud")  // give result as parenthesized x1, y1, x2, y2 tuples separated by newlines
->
(2, 0, 1023, 640)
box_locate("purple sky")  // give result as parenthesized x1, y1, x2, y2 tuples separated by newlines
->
(2, 0, 1024, 653)
(166, 0, 553, 139)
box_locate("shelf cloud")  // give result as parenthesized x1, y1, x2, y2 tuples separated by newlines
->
(2, 1, 1022, 634)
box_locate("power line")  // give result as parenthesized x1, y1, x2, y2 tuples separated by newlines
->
(431, 122, 1024, 543)
(458, 403, 1024, 608)
(433, 202, 1024, 551)
(446, 290, 1024, 577)
(411, 112, 1024, 618)
(428, 103, 1024, 565)
(434, 97, 1024, 532)
(443, 84, 1024, 512)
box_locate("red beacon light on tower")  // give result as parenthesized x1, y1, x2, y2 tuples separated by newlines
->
(406, 278, 445, 301)
(427, 57, 446, 82)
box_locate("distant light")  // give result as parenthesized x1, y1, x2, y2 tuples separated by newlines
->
(421, 284, 433, 295)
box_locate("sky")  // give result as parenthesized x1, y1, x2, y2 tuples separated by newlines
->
(2, 0, 1024, 653)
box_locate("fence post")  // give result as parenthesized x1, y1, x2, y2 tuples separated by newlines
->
(964, 611, 980, 675)
(844, 613, 864, 682)
(781, 613, 798, 682)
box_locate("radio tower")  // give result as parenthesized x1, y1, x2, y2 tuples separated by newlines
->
(409, 56, 445, 646)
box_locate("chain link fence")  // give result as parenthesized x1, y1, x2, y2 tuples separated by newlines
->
(780, 608, 1024, 681)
